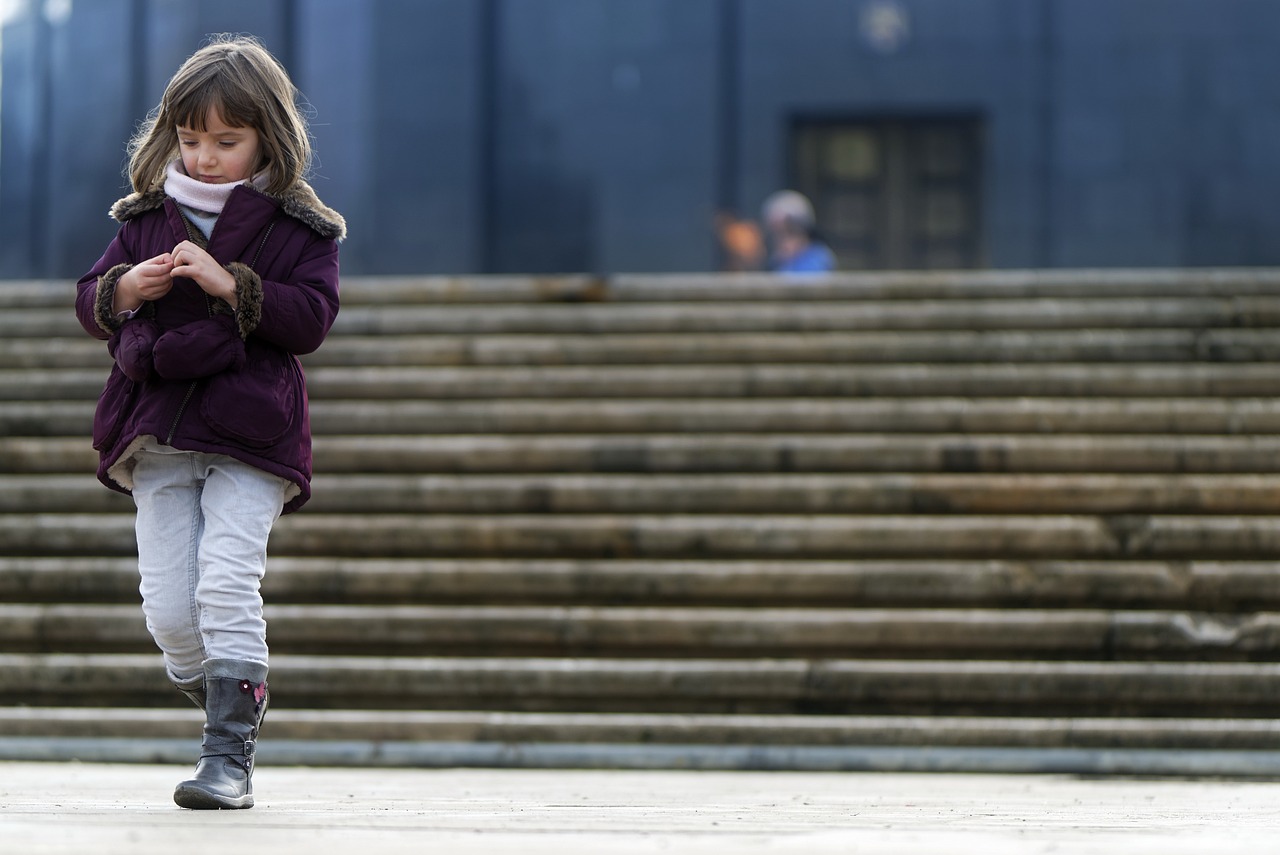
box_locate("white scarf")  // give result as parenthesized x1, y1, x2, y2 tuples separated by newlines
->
(164, 159, 269, 213)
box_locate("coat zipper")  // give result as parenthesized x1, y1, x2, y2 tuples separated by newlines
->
(165, 382, 197, 445)
(251, 221, 276, 269)
(163, 215, 278, 446)
(163, 216, 205, 446)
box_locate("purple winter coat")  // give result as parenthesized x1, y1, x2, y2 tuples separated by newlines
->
(75, 179, 346, 514)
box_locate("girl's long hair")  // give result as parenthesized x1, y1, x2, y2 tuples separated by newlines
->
(127, 34, 311, 196)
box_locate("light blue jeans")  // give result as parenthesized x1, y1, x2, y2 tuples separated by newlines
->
(130, 445, 289, 686)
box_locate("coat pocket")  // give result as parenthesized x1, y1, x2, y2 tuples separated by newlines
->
(200, 356, 298, 448)
(92, 370, 137, 451)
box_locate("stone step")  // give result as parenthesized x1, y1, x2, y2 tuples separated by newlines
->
(0, 339, 110, 370)
(8, 473, 1280, 515)
(306, 430, 1280, 473)
(2, 653, 1277, 715)
(0, 603, 1275, 660)
(314, 297, 1280, 336)
(308, 398, 1280, 437)
(8, 329, 1280, 370)
(12, 398, 1280, 439)
(1, 706, 1276, 750)
(298, 364, 1280, 400)
(305, 328, 1280, 366)
(3, 557, 1276, 610)
(11, 295, 1280, 339)
(321, 362, 1280, 401)
(268, 514, 1280, 560)
(5, 512, 1280, 560)
(14, 269, 1280, 310)
(11, 363, 1280, 402)
(0, 437, 98, 470)
(8, 433, 1280, 476)
(603, 268, 1280, 302)
(267, 472, 1280, 515)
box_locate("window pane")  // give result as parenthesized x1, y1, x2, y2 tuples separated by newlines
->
(923, 189, 968, 237)
(825, 192, 877, 237)
(824, 131, 880, 181)
(921, 130, 969, 176)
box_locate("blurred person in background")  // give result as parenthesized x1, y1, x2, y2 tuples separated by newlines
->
(713, 211, 766, 271)
(761, 190, 836, 274)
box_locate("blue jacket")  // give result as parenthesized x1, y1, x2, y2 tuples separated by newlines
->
(773, 242, 837, 274)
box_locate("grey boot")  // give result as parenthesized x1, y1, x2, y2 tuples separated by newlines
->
(173, 659, 269, 810)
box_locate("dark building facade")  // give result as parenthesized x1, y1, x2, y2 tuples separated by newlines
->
(2, 0, 1279, 278)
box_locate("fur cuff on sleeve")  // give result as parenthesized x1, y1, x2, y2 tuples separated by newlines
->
(225, 262, 264, 339)
(93, 263, 134, 335)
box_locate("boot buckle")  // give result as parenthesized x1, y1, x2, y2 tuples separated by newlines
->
(242, 739, 256, 757)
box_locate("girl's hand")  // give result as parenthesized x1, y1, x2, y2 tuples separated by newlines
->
(114, 252, 175, 314)
(171, 241, 238, 308)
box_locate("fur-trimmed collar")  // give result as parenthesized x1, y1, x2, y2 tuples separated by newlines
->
(109, 179, 346, 242)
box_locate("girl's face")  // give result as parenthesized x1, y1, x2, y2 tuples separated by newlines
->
(177, 107, 261, 184)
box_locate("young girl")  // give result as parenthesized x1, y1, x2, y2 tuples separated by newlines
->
(74, 35, 344, 810)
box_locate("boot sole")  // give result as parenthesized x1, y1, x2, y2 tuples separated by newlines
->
(173, 784, 254, 810)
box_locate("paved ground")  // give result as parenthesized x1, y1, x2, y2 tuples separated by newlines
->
(0, 762, 1275, 854)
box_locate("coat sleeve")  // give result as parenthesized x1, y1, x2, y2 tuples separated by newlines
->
(245, 233, 340, 355)
(75, 221, 138, 341)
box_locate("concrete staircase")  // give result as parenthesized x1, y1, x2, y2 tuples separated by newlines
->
(3, 270, 1280, 771)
